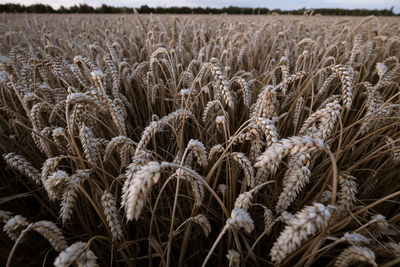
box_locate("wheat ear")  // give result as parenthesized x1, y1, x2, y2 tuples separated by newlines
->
(270, 203, 336, 263)
(231, 152, 255, 188)
(176, 214, 212, 237)
(254, 136, 328, 173)
(330, 64, 353, 110)
(44, 170, 69, 201)
(3, 215, 29, 241)
(31, 220, 67, 252)
(123, 162, 161, 221)
(186, 139, 208, 167)
(335, 246, 377, 267)
(101, 190, 123, 241)
(227, 249, 240, 267)
(59, 169, 90, 223)
(337, 173, 358, 214)
(4, 153, 41, 184)
(54, 241, 98, 267)
(202, 208, 254, 267)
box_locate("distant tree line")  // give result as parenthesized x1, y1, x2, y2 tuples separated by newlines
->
(0, 3, 397, 16)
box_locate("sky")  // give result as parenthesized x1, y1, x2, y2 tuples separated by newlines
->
(2, 0, 399, 13)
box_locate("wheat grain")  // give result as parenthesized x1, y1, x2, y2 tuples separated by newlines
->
(251, 85, 276, 119)
(376, 62, 387, 78)
(1, 13, 400, 267)
(276, 165, 311, 212)
(121, 150, 151, 208)
(208, 144, 224, 161)
(41, 156, 65, 184)
(253, 118, 279, 147)
(368, 214, 389, 238)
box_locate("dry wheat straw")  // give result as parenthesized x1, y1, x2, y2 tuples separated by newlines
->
(383, 242, 400, 259)
(202, 208, 254, 267)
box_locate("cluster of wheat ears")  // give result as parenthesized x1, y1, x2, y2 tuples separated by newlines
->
(0, 13, 399, 266)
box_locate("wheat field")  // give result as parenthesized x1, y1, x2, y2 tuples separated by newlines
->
(0, 13, 400, 266)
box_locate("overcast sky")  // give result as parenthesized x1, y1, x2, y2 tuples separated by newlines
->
(3, 0, 399, 13)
